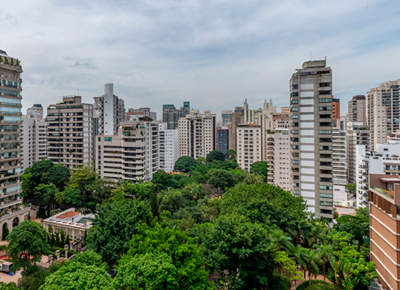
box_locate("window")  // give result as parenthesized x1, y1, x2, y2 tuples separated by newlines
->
(105, 137, 112, 141)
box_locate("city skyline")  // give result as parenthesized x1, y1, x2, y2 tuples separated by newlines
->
(1, 0, 400, 118)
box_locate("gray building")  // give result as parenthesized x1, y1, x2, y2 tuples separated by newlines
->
(290, 59, 333, 220)
(348, 95, 366, 125)
(162, 102, 190, 129)
(216, 127, 230, 154)
(221, 110, 233, 125)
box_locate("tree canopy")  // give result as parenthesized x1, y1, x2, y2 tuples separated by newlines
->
(206, 150, 225, 162)
(174, 156, 196, 173)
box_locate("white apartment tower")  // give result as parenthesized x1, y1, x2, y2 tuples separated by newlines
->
(367, 79, 400, 151)
(290, 59, 333, 219)
(21, 105, 47, 170)
(347, 123, 370, 183)
(47, 96, 93, 169)
(266, 128, 291, 190)
(96, 120, 158, 181)
(332, 127, 347, 202)
(94, 83, 125, 135)
(236, 124, 262, 171)
(158, 123, 179, 173)
(178, 110, 216, 158)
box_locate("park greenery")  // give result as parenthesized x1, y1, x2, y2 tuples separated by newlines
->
(1, 150, 376, 290)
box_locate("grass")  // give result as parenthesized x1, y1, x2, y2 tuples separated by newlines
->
(296, 280, 336, 290)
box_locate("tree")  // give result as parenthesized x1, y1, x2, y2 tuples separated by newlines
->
(225, 149, 237, 161)
(273, 251, 303, 289)
(149, 189, 159, 219)
(47, 163, 71, 191)
(62, 186, 82, 207)
(206, 150, 225, 162)
(196, 156, 207, 165)
(68, 165, 98, 201)
(6, 220, 51, 274)
(86, 199, 151, 265)
(2, 223, 9, 241)
(250, 161, 269, 180)
(201, 214, 276, 289)
(152, 170, 172, 191)
(315, 244, 333, 289)
(33, 184, 58, 214)
(117, 223, 214, 290)
(206, 169, 235, 190)
(346, 183, 356, 194)
(39, 252, 113, 290)
(304, 249, 321, 288)
(174, 156, 196, 173)
(334, 214, 369, 245)
(0, 282, 18, 290)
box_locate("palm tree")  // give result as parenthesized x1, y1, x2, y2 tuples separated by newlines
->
(290, 244, 308, 281)
(271, 228, 292, 252)
(305, 249, 321, 288)
(54, 191, 65, 205)
(315, 244, 333, 289)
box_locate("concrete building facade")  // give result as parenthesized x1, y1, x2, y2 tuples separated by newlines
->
(216, 126, 230, 154)
(332, 127, 347, 203)
(158, 123, 179, 173)
(47, 96, 93, 169)
(266, 128, 291, 190)
(236, 124, 262, 171)
(348, 95, 366, 125)
(347, 123, 370, 183)
(26, 104, 43, 120)
(332, 98, 340, 120)
(290, 59, 333, 219)
(230, 106, 244, 154)
(367, 79, 400, 151)
(21, 117, 47, 170)
(93, 83, 125, 135)
(96, 120, 158, 181)
(163, 102, 190, 129)
(178, 110, 216, 158)
(221, 110, 233, 125)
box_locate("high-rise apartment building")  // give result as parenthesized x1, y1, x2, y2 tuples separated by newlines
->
(332, 98, 340, 120)
(216, 126, 230, 154)
(368, 174, 400, 290)
(271, 111, 290, 130)
(347, 122, 370, 183)
(93, 83, 125, 135)
(367, 79, 400, 151)
(221, 110, 233, 125)
(26, 104, 43, 120)
(126, 108, 156, 121)
(266, 128, 291, 190)
(47, 96, 93, 169)
(178, 110, 216, 158)
(163, 102, 190, 129)
(332, 127, 347, 202)
(290, 59, 333, 219)
(236, 124, 261, 171)
(0, 50, 31, 234)
(96, 120, 158, 181)
(230, 106, 244, 153)
(21, 115, 47, 170)
(348, 95, 366, 125)
(158, 123, 179, 173)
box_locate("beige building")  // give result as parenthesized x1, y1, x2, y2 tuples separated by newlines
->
(230, 107, 244, 154)
(47, 96, 93, 169)
(178, 110, 216, 158)
(21, 116, 47, 170)
(348, 95, 366, 125)
(266, 128, 291, 190)
(367, 79, 400, 151)
(0, 49, 31, 233)
(236, 124, 262, 171)
(347, 122, 370, 183)
(94, 83, 125, 135)
(96, 120, 158, 181)
(290, 59, 333, 219)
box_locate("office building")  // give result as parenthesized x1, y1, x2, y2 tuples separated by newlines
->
(0, 49, 31, 234)
(266, 128, 291, 190)
(96, 120, 158, 181)
(347, 123, 370, 183)
(368, 173, 400, 290)
(222, 110, 233, 125)
(178, 110, 216, 158)
(236, 124, 262, 171)
(230, 106, 244, 154)
(158, 123, 179, 173)
(93, 83, 125, 135)
(163, 102, 190, 129)
(47, 96, 93, 169)
(290, 59, 333, 219)
(348, 95, 366, 125)
(332, 98, 340, 120)
(216, 126, 230, 154)
(367, 79, 400, 151)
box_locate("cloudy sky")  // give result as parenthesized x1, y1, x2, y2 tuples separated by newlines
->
(1, 0, 399, 119)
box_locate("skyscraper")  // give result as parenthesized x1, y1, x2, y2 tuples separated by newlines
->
(348, 95, 366, 125)
(216, 126, 230, 154)
(290, 59, 333, 219)
(93, 83, 125, 135)
(163, 101, 190, 129)
(0, 50, 31, 233)
(221, 110, 233, 125)
(230, 106, 244, 154)
(367, 79, 400, 151)
(158, 123, 179, 172)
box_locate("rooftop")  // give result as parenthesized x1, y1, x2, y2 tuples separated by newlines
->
(58, 211, 80, 219)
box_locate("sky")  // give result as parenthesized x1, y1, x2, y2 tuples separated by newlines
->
(1, 0, 399, 120)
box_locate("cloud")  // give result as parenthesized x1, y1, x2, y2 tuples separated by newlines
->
(1, 0, 399, 118)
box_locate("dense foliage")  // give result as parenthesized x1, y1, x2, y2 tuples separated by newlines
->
(8, 157, 376, 290)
